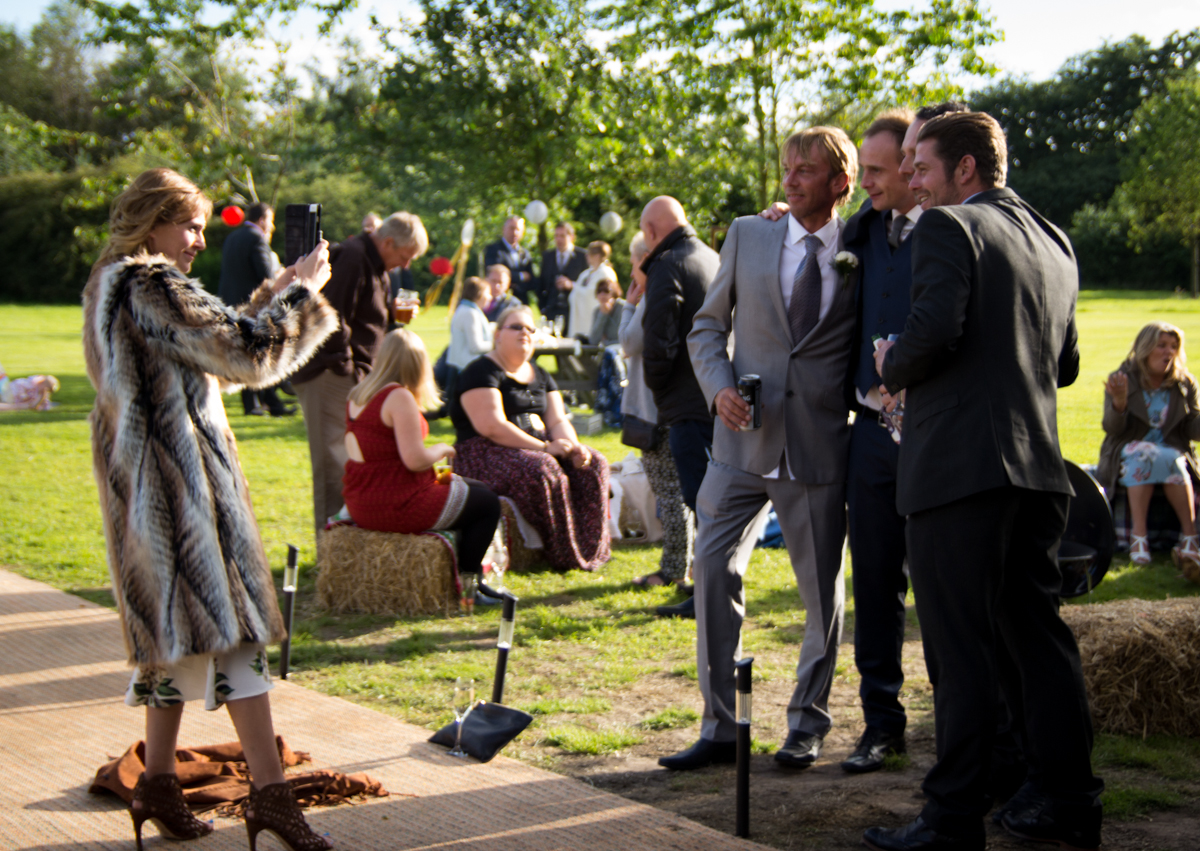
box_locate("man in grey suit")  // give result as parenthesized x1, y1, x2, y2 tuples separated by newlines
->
(866, 112, 1100, 851)
(658, 127, 859, 771)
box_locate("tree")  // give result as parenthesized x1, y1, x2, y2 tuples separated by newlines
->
(1115, 74, 1200, 296)
(603, 0, 1000, 209)
(972, 31, 1200, 228)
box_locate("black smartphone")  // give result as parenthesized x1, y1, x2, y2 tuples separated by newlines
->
(283, 203, 322, 267)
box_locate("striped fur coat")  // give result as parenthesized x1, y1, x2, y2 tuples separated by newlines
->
(83, 255, 339, 666)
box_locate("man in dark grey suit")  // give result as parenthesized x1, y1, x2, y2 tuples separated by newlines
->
(218, 203, 293, 416)
(866, 112, 1101, 851)
(658, 127, 858, 771)
(484, 216, 536, 304)
(537, 221, 588, 324)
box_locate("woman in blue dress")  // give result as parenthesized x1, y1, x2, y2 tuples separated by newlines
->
(1099, 321, 1200, 566)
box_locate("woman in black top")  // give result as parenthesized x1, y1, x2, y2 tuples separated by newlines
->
(450, 305, 611, 571)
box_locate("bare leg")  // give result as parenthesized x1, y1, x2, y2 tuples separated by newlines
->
(1163, 481, 1197, 536)
(225, 693, 286, 788)
(1127, 484, 1154, 538)
(143, 704, 184, 777)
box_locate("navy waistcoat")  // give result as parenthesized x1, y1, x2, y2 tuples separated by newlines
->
(854, 211, 914, 395)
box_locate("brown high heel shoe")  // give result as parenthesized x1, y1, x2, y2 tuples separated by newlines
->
(130, 772, 214, 851)
(245, 782, 332, 851)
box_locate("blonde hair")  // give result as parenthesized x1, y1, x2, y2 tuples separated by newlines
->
(376, 212, 429, 258)
(94, 168, 213, 272)
(1126, 321, 1191, 389)
(629, 232, 648, 263)
(493, 305, 534, 350)
(780, 126, 859, 206)
(349, 329, 440, 410)
(586, 241, 612, 261)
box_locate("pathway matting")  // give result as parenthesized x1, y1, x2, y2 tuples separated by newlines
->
(0, 568, 770, 850)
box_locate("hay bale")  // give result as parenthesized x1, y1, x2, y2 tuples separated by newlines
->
(500, 500, 544, 571)
(315, 526, 457, 616)
(1062, 598, 1200, 737)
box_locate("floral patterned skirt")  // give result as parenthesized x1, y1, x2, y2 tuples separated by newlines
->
(1119, 440, 1189, 488)
(125, 643, 273, 711)
(454, 437, 611, 571)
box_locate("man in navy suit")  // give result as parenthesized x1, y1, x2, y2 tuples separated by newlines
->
(484, 216, 535, 304)
(537, 221, 589, 323)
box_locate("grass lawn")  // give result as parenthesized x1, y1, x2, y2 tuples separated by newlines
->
(3, 293, 1200, 839)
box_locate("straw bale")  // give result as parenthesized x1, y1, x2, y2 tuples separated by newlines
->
(501, 500, 545, 571)
(315, 526, 457, 616)
(1061, 597, 1200, 737)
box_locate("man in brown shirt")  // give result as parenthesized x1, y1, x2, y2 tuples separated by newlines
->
(292, 212, 429, 534)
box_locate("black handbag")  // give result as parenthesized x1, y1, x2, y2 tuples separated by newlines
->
(429, 701, 533, 762)
(621, 414, 661, 450)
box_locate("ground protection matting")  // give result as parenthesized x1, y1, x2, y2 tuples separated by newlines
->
(0, 568, 771, 851)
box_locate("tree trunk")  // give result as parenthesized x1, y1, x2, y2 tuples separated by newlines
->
(1192, 234, 1199, 299)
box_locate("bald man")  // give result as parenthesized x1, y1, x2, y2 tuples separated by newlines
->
(639, 196, 720, 619)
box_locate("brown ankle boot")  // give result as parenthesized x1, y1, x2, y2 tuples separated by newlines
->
(245, 781, 332, 851)
(130, 772, 214, 851)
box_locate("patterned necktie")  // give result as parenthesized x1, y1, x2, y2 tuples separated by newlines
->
(788, 234, 823, 343)
(888, 212, 906, 250)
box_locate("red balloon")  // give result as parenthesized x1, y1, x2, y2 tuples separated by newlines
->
(221, 206, 245, 227)
(430, 256, 453, 277)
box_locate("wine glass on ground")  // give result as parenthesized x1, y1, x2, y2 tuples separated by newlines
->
(449, 677, 475, 757)
(485, 528, 508, 593)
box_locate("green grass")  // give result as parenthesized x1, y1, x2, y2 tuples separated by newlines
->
(4, 293, 1200, 814)
(541, 725, 643, 754)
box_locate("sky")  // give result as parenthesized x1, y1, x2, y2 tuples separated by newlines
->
(3, 0, 1199, 88)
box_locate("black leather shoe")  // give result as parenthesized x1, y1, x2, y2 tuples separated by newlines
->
(1001, 801, 1101, 850)
(656, 596, 695, 618)
(863, 817, 984, 851)
(992, 780, 1045, 825)
(246, 405, 267, 416)
(268, 404, 298, 417)
(840, 726, 905, 774)
(657, 738, 736, 770)
(773, 729, 822, 768)
(278, 380, 296, 396)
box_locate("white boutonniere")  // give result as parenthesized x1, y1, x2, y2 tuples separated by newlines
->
(832, 251, 859, 290)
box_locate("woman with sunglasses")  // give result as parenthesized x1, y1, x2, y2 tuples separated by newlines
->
(449, 305, 611, 571)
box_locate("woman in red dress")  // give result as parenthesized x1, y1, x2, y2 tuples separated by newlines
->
(342, 329, 500, 577)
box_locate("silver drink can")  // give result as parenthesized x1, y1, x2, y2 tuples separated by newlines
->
(737, 374, 762, 431)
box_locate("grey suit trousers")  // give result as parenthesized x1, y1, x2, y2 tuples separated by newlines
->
(294, 370, 355, 535)
(695, 460, 846, 742)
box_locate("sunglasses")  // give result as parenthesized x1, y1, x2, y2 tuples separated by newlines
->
(504, 323, 536, 334)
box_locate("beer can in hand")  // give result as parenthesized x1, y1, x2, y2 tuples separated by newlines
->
(737, 374, 762, 431)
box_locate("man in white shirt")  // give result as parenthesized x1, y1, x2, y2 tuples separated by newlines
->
(660, 127, 859, 771)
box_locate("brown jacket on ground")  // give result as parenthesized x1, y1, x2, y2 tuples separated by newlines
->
(1097, 364, 1200, 492)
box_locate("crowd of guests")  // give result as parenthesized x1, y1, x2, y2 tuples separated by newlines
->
(81, 96, 1200, 851)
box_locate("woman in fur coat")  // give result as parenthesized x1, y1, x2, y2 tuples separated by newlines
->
(83, 168, 339, 851)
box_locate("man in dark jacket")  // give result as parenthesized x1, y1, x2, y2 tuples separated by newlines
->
(867, 112, 1097, 851)
(218, 203, 292, 416)
(292, 212, 429, 535)
(484, 216, 536, 304)
(640, 196, 720, 619)
(537, 221, 588, 323)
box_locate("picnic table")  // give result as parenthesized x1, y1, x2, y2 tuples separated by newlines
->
(531, 337, 604, 407)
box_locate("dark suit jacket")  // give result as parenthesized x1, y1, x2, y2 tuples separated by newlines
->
(217, 223, 273, 306)
(880, 187, 1080, 515)
(537, 247, 588, 320)
(484, 239, 535, 304)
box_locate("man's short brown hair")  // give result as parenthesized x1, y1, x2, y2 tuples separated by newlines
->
(916, 112, 1008, 189)
(863, 109, 914, 149)
(780, 126, 859, 205)
(555, 221, 576, 237)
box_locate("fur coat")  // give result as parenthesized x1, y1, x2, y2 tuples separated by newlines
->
(83, 255, 339, 666)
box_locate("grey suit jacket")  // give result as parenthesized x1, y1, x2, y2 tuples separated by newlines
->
(688, 214, 855, 483)
(880, 187, 1080, 515)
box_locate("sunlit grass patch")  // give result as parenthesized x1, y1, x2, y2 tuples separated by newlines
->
(640, 706, 700, 731)
(541, 725, 642, 755)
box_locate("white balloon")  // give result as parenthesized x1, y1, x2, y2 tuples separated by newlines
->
(461, 218, 476, 247)
(599, 211, 623, 235)
(524, 200, 549, 225)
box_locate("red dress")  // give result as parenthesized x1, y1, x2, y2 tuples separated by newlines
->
(342, 385, 467, 533)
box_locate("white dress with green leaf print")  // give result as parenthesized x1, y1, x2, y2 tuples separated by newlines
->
(125, 643, 273, 711)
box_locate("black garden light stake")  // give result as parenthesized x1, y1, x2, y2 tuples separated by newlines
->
(280, 545, 298, 680)
(492, 593, 518, 704)
(735, 657, 754, 838)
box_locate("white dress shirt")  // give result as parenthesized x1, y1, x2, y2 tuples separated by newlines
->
(766, 213, 841, 479)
